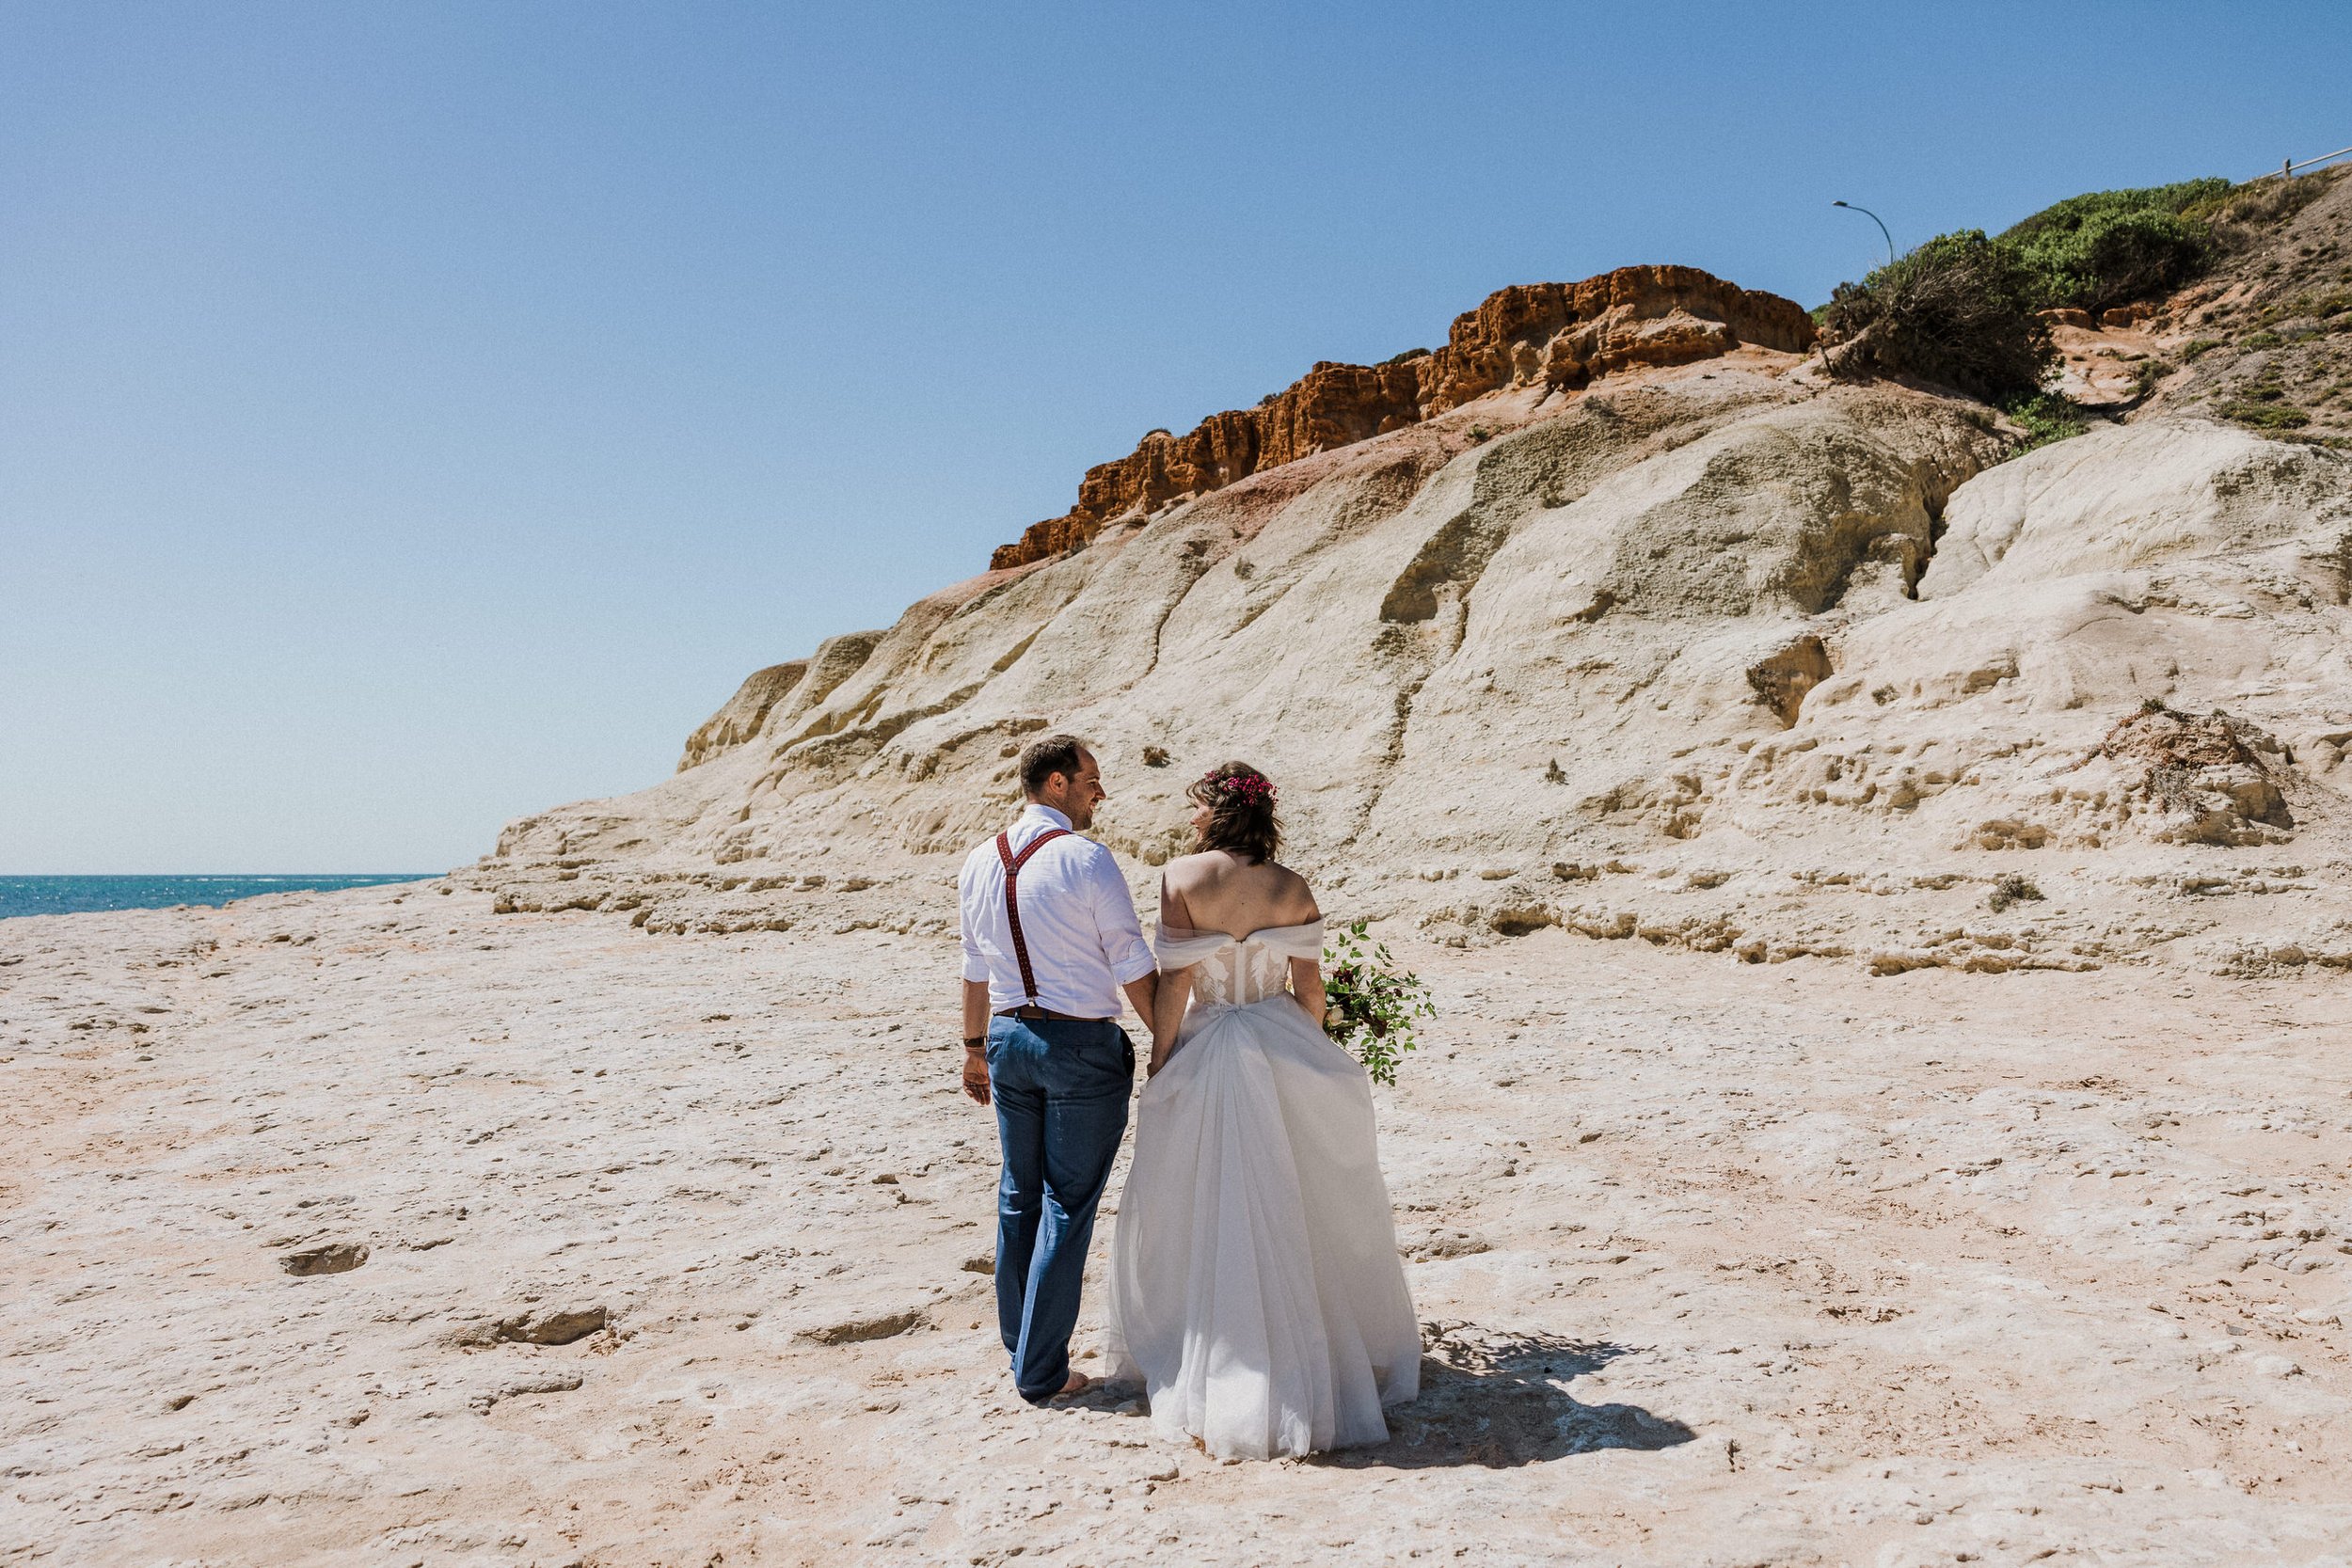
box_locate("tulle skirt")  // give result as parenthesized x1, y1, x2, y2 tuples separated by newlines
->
(1104, 995, 1420, 1459)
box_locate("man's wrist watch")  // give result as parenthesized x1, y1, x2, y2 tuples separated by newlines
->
(963, 1036, 988, 1051)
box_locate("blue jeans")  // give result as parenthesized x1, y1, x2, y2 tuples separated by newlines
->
(987, 1014, 1134, 1403)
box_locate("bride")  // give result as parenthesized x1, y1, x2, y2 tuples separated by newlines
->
(1104, 762, 1420, 1459)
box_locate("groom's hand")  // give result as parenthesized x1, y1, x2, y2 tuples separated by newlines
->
(958, 983, 993, 1105)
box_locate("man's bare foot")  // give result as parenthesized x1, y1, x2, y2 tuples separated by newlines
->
(1051, 1370, 1098, 1400)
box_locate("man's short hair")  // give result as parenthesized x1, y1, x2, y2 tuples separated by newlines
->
(1018, 734, 1089, 797)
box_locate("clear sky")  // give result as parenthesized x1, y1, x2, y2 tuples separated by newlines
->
(4, 1, 2345, 872)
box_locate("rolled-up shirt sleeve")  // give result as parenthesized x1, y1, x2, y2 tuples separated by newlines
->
(958, 858, 991, 983)
(1087, 850, 1158, 985)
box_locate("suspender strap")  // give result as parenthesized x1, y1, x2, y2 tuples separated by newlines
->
(995, 829, 1072, 1005)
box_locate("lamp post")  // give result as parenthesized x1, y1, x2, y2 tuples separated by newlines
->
(1833, 200, 1895, 269)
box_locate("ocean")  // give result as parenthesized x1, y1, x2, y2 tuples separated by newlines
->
(0, 874, 440, 921)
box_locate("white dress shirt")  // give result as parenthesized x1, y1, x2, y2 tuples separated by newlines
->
(959, 804, 1155, 1019)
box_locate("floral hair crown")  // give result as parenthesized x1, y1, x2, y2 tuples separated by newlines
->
(1207, 771, 1277, 807)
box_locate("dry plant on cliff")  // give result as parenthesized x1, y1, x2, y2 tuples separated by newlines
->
(1820, 230, 2055, 404)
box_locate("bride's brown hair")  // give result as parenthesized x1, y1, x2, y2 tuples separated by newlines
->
(1189, 762, 1281, 864)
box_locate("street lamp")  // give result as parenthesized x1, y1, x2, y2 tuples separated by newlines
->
(1833, 200, 1895, 269)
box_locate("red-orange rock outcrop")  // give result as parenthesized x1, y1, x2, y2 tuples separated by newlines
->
(989, 265, 1815, 569)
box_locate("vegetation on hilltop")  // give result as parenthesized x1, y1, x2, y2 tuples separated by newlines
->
(1820, 229, 2055, 403)
(1999, 177, 2229, 313)
(1823, 166, 2349, 446)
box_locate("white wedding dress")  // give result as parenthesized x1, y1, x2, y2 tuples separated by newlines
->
(1104, 920, 1420, 1460)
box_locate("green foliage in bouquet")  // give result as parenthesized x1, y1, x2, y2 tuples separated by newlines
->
(1322, 919, 1434, 1088)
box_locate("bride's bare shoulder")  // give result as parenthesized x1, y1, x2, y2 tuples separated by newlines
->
(1262, 861, 1322, 919)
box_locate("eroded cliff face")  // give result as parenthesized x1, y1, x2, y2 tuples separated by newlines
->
(988, 266, 1817, 569)
(482, 250, 2352, 977)
(677, 662, 805, 772)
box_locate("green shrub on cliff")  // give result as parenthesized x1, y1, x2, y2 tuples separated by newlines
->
(1821, 230, 2054, 403)
(1999, 178, 2229, 313)
(2002, 391, 2089, 451)
(1821, 176, 2253, 404)
(2218, 398, 2310, 430)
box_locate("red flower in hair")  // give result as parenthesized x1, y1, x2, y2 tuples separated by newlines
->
(1216, 772, 1277, 806)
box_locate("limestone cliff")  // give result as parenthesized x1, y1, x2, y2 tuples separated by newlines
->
(480, 195, 2352, 977)
(677, 662, 805, 772)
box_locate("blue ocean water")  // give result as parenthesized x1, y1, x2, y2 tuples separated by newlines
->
(0, 874, 439, 921)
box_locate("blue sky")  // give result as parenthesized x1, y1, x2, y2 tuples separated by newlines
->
(4, 1, 2345, 871)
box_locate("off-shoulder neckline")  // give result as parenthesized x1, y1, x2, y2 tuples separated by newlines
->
(1155, 919, 1323, 944)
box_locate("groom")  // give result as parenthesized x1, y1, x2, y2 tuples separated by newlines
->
(957, 734, 1158, 1403)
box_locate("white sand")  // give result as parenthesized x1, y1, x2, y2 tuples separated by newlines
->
(4, 881, 2349, 1566)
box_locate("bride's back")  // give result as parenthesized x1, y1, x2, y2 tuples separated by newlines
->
(1162, 850, 1319, 938)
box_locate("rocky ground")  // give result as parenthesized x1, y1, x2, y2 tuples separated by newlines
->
(6, 882, 2349, 1566)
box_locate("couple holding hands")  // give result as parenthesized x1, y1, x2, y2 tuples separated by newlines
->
(956, 734, 1418, 1462)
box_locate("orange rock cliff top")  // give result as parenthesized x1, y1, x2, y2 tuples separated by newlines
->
(988, 264, 1817, 570)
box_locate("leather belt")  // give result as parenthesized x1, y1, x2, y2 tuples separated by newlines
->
(994, 1005, 1110, 1022)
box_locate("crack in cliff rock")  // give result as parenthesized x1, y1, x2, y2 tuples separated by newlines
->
(1336, 618, 1460, 852)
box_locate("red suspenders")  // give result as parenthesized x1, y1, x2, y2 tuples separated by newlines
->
(994, 828, 1072, 1005)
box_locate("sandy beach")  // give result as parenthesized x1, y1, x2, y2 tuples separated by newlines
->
(5, 881, 2347, 1566)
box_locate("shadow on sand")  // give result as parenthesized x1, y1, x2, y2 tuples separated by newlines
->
(1316, 1323, 1696, 1471)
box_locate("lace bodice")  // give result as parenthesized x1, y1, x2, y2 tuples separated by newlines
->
(1152, 922, 1324, 1006)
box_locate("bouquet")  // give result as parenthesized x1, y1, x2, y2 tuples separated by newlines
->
(1322, 918, 1434, 1088)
